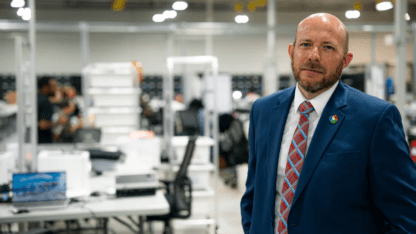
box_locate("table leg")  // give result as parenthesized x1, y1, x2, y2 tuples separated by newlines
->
(103, 218, 109, 234)
(139, 216, 144, 234)
(18, 222, 26, 232)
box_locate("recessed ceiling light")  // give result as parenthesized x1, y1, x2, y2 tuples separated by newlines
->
(152, 14, 165, 23)
(376, 1, 393, 11)
(17, 7, 24, 16)
(11, 0, 25, 8)
(163, 10, 177, 19)
(22, 8, 31, 21)
(172, 1, 188, 11)
(345, 10, 360, 19)
(235, 15, 249, 24)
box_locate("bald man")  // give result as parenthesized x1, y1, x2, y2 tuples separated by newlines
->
(240, 13, 416, 234)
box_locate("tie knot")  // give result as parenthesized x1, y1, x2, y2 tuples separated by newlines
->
(299, 101, 314, 115)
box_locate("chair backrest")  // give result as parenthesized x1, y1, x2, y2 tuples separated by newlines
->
(178, 110, 200, 136)
(175, 135, 197, 181)
(173, 135, 197, 218)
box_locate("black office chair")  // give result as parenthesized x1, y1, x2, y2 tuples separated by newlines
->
(146, 135, 197, 234)
(219, 114, 249, 188)
(176, 110, 200, 136)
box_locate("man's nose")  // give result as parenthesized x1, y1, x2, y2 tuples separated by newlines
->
(308, 46, 320, 61)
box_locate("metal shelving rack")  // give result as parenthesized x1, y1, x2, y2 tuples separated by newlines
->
(164, 56, 219, 234)
(14, 35, 36, 172)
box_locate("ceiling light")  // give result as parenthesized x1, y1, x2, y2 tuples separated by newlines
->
(152, 14, 165, 23)
(172, 1, 188, 11)
(376, 1, 393, 11)
(405, 13, 410, 21)
(17, 7, 24, 16)
(345, 10, 360, 19)
(11, 0, 25, 8)
(21, 8, 31, 21)
(163, 10, 177, 19)
(233, 91, 243, 100)
(235, 15, 249, 24)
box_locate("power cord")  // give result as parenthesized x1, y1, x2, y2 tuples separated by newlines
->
(79, 200, 98, 220)
(128, 216, 139, 226)
(112, 217, 138, 234)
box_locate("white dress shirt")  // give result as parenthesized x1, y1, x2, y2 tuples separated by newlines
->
(274, 81, 339, 232)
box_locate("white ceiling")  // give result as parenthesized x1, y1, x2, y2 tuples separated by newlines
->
(0, 0, 415, 24)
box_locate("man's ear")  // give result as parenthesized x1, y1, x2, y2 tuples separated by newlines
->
(288, 44, 294, 60)
(343, 52, 353, 68)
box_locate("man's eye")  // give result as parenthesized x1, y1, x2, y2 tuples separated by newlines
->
(324, 45, 334, 50)
(300, 43, 310, 47)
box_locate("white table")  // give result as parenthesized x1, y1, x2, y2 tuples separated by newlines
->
(0, 191, 169, 233)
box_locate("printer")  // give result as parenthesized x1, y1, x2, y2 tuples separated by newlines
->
(115, 171, 159, 197)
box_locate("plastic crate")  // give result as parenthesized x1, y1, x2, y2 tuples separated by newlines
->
(172, 136, 214, 165)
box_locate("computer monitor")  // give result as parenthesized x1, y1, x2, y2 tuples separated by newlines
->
(12, 172, 66, 202)
(74, 128, 101, 144)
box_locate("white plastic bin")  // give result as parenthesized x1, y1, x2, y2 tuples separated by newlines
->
(100, 127, 138, 145)
(172, 136, 214, 165)
(88, 88, 140, 107)
(83, 62, 138, 88)
(90, 107, 140, 127)
(171, 219, 216, 234)
(90, 75, 134, 87)
(115, 136, 162, 172)
(188, 165, 213, 190)
(191, 189, 215, 216)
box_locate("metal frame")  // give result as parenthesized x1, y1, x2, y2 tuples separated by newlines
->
(0, 20, 412, 34)
(165, 56, 219, 233)
(395, 0, 408, 126)
(13, 0, 37, 173)
(14, 35, 29, 172)
(28, 0, 37, 172)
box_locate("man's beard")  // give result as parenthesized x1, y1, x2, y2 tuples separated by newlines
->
(292, 55, 344, 93)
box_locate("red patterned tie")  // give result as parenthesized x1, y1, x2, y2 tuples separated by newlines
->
(277, 101, 314, 234)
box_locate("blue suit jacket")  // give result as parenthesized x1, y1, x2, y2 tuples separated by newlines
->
(240, 81, 416, 234)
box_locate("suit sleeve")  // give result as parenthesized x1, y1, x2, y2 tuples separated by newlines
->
(369, 104, 416, 233)
(240, 101, 258, 234)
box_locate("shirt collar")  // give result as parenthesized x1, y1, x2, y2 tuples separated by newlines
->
(293, 80, 339, 117)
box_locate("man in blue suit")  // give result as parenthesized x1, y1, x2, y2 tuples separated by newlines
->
(240, 13, 416, 234)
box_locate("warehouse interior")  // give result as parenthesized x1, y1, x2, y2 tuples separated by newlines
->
(1, 0, 416, 233)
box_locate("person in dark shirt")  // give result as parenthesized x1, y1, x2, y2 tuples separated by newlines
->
(38, 78, 54, 143)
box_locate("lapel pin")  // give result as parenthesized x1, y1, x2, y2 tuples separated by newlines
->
(329, 115, 338, 124)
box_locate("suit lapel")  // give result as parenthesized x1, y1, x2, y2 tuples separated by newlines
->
(267, 88, 295, 204)
(291, 82, 348, 207)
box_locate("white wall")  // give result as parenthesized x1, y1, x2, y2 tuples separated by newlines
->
(0, 30, 413, 76)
